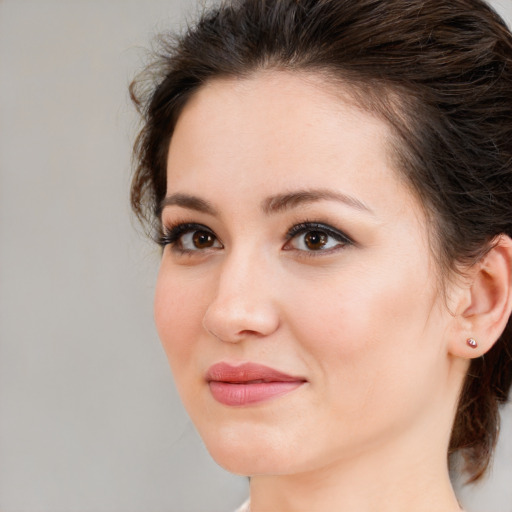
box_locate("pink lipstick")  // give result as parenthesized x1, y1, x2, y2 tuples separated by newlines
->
(206, 362, 306, 406)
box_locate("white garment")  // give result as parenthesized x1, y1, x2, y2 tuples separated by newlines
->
(234, 498, 250, 512)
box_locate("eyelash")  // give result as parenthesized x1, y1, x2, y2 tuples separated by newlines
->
(284, 221, 353, 254)
(158, 220, 353, 255)
(158, 222, 217, 251)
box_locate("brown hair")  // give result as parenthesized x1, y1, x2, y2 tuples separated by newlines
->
(130, 0, 512, 482)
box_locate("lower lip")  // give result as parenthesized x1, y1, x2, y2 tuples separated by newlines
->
(209, 381, 304, 406)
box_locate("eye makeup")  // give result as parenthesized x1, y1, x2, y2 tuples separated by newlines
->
(159, 217, 355, 258)
(159, 222, 221, 253)
(285, 221, 353, 246)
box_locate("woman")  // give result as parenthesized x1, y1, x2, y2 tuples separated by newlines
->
(130, 0, 512, 510)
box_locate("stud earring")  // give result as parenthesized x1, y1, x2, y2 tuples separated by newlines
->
(466, 338, 478, 349)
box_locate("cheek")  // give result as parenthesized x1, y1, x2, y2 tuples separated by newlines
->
(286, 267, 423, 356)
(154, 264, 206, 370)
(284, 262, 443, 406)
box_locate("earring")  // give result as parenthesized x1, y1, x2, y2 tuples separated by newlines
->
(466, 338, 478, 349)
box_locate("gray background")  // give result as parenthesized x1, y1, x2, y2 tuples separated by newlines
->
(0, 1, 510, 511)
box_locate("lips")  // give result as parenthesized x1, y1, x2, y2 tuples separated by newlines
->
(206, 362, 306, 406)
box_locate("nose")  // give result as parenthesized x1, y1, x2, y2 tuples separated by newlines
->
(202, 250, 280, 343)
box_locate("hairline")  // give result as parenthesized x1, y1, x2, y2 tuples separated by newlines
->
(166, 66, 453, 288)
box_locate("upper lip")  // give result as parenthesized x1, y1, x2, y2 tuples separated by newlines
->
(206, 362, 306, 383)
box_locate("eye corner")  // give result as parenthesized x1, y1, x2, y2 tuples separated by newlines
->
(159, 221, 223, 254)
(284, 221, 353, 254)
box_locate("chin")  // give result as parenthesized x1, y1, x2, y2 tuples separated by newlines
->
(197, 421, 305, 476)
(208, 445, 297, 476)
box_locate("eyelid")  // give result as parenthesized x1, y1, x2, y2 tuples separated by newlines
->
(158, 222, 221, 250)
(284, 221, 354, 251)
(158, 220, 353, 254)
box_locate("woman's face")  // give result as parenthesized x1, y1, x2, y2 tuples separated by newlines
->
(155, 72, 462, 476)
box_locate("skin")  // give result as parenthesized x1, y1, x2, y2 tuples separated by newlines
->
(154, 71, 491, 512)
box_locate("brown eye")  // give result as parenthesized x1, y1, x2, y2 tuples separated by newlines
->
(177, 228, 221, 251)
(304, 231, 328, 250)
(285, 222, 352, 253)
(160, 223, 222, 253)
(192, 230, 215, 249)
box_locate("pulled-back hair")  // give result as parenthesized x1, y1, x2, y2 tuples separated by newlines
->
(130, 0, 512, 482)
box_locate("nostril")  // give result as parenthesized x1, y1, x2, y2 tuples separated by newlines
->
(202, 278, 280, 342)
(203, 304, 280, 343)
(238, 329, 264, 337)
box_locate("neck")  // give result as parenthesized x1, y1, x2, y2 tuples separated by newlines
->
(249, 428, 462, 512)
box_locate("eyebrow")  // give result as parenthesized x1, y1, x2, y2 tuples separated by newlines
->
(262, 189, 374, 215)
(159, 188, 373, 217)
(159, 193, 218, 216)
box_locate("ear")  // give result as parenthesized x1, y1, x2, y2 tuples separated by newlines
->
(448, 235, 512, 359)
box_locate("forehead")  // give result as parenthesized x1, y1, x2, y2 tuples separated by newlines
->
(166, 71, 416, 217)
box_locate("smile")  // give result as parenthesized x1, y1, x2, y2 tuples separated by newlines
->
(206, 362, 307, 406)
